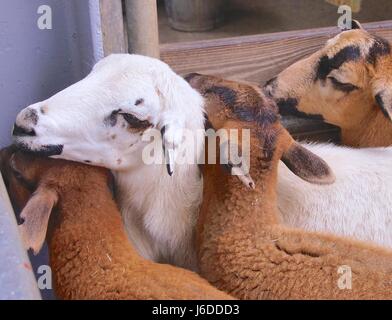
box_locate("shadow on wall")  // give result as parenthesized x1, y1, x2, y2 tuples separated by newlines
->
(0, 0, 104, 300)
(0, 0, 103, 148)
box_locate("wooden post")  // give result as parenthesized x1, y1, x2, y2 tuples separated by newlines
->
(124, 0, 160, 58)
(99, 0, 127, 56)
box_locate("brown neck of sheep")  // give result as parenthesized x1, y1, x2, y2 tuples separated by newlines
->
(341, 106, 392, 147)
(46, 166, 142, 268)
(197, 124, 283, 252)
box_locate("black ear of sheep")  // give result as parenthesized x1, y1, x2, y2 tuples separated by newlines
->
(351, 20, 363, 30)
(281, 142, 335, 185)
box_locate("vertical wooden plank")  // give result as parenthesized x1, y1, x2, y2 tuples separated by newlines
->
(124, 0, 160, 58)
(99, 0, 127, 56)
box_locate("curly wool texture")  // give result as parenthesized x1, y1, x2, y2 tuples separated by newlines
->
(49, 175, 231, 300)
(191, 74, 392, 299)
(0, 150, 232, 300)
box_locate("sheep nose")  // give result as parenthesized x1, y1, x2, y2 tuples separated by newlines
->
(12, 123, 36, 137)
(13, 107, 40, 137)
(19, 107, 39, 125)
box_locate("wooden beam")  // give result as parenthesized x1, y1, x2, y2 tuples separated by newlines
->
(99, 0, 127, 56)
(124, 0, 160, 58)
(161, 20, 392, 85)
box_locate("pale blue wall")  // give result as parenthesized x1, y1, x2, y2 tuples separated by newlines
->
(0, 0, 103, 148)
(0, 0, 104, 300)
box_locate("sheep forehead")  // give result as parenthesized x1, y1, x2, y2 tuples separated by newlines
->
(44, 56, 161, 116)
(323, 31, 390, 66)
(326, 30, 368, 49)
(91, 54, 170, 80)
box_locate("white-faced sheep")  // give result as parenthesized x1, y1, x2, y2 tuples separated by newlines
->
(189, 73, 392, 299)
(11, 54, 205, 271)
(0, 146, 233, 300)
(262, 23, 392, 247)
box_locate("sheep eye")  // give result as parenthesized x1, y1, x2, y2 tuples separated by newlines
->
(119, 112, 152, 129)
(328, 77, 359, 93)
(135, 98, 144, 106)
(12, 168, 25, 182)
(11, 168, 35, 191)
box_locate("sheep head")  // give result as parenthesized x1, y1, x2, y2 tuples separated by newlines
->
(264, 24, 392, 134)
(0, 147, 112, 255)
(186, 73, 335, 185)
(12, 54, 205, 175)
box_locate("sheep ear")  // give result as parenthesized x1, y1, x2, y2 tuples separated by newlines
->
(341, 20, 363, 32)
(0, 146, 16, 173)
(155, 71, 204, 176)
(220, 139, 255, 189)
(281, 142, 335, 185)
(351, 20, 363, 30)
(160, 124, 183, 176)
(374, 89, 392, 121)
(18, 187, 58, 255)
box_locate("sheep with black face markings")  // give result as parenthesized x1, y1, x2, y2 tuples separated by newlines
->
(263, 22, 392, 247)
(0, 146, 233, 300)
(189, 73, 392, 299)
(265, 22, 392, 147)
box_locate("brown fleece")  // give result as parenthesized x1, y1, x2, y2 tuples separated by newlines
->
(0, 150, 233, 300)
(188, 74, 392, 300)
(265, 28, 392, 147)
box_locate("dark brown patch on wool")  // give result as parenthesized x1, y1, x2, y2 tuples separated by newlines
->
(367, 36, 391, 65)
(276, 98, 324, 120)
(205, 86, 237, 108)
(204, 86, 279, 127)
(316, 45, 361, 81)
(281, 144, 330, 180)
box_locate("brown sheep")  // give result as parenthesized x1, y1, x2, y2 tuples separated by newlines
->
(187, 73, 392, 299)
(0, 147, 233, 300)
(264, 22, 392, 147)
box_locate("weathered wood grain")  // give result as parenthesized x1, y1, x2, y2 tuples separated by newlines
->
(124, 0, 160, 58)
(99, 0, 127, 56)
(161, 20, 392, 85)
(161, 21, 392, 143)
